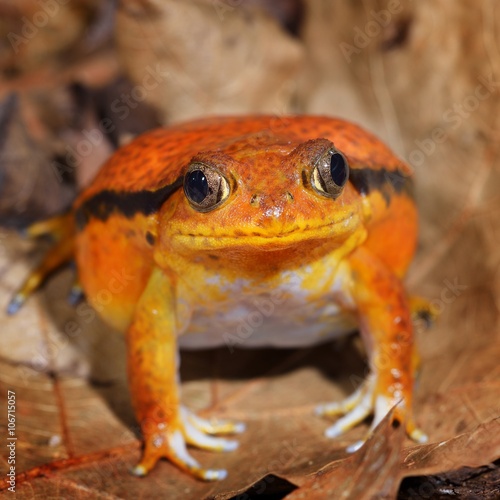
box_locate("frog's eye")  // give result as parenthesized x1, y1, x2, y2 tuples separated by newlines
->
(184, 163, 230, 212)
(311, 150, 349, 199)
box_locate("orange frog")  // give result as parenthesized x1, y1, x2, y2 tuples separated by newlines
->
(10, 115, 430, 480)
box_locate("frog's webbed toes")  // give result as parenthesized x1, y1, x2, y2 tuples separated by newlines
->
(316, 374, 427, 447)
(133, 408, 245, 480)
(132, 429, 228, 481)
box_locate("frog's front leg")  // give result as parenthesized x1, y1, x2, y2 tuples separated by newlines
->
(127, 267, 243, 480)
(317, 247, 427, 448)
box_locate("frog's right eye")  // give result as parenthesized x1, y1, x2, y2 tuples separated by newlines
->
(310, 149, 349, 200)
(184, 163, 230, 212)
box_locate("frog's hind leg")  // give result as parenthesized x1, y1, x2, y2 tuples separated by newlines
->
(7, 212, 75, 314)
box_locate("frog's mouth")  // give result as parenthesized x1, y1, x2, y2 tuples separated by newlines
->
(171, 213, 362, 251)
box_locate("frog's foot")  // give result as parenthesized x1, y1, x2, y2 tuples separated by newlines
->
(132, 407, 245, 481)
(410, 295, 439, 328)
(67, 280, 85, 306)
(7, 213, 74, 315)
(315, 375, 427, 451)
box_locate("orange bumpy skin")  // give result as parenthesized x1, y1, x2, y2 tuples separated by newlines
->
(12, 116, 427, 480)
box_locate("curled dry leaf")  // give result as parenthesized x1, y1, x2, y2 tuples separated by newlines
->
(285, 409, 406, 500)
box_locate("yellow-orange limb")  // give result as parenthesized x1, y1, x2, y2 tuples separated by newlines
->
(24, 212, 74, 239)
(319, 247, 427, 444)
(7, 213, 75, 315)
(127, 267, 242, 481)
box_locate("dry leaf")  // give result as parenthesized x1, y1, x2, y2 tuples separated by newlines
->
(1, 0, 500, 498)
(286, 410, 405, 500)
(115, 0, 305, 123)
(0, 94, 73, 227)
(0, 0, 108, 75)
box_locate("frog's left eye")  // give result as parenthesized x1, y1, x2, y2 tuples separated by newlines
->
(184, 163, 230, 212)
(311, 149, 349, 199)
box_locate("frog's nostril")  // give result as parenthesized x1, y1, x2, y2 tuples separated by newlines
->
(250, 194, 260, 207)
(251, 192, 294, 207)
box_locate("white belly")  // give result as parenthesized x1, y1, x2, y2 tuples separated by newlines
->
(178, 265, 357, 349)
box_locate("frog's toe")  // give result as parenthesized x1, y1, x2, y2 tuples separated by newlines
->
(409, 427, 428, 443)
(323, 388, 374, 439)
(410, 295, 439, 327)
(315, 376, 373, 418)
(180, 406, 243, 452)
(403, 417, 428, 444)
(181, 406, 246, 435)
(67, 281, 84, 306)
(184, 420, 239, 452)
(6, 293, 26, 315)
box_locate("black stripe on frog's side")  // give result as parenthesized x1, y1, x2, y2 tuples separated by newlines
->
(75, 176, 184, 230)
(349, 167, 413, 204)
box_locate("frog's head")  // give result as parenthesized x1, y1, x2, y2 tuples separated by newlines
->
(159, 135, 368, 261)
